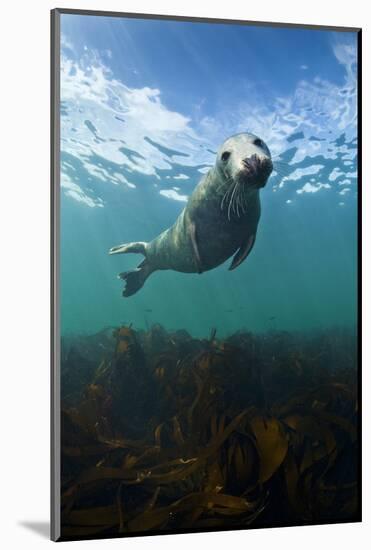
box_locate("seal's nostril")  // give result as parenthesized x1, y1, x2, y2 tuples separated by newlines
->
(242, 155, 259, 170)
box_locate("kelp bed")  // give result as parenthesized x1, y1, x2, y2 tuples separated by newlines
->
(61, 325, 359, 539)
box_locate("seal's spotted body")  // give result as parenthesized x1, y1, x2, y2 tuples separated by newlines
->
(109, 133, 273, 296)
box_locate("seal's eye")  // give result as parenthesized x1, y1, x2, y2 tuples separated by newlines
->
(253, 138, 264, 148)
(221, 151, 231, 162)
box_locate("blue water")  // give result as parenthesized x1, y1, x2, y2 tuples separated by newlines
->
(59, 15, 358, 338)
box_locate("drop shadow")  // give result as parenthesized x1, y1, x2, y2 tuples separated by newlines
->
(18, 521, 49, 539)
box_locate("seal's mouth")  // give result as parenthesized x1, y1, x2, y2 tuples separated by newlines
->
(239, 154, 273, 188)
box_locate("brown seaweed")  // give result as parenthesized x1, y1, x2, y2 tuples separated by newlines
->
(60, 325, 358, 538)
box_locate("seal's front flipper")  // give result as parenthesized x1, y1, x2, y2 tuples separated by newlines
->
(109, 241, 147, 256)
(118, 260, 152, 297)
(229, 234, 256, 271)
(189, 221, 203, 274)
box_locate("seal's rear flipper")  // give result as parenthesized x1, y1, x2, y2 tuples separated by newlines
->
(109, 241, 147, 256)
(118, 261, 152, 297)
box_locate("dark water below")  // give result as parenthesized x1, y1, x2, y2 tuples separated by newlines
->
(60, 324, 358, 538)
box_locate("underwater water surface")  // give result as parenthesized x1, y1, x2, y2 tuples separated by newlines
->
(59, 15, 358, 339)
(57, 14, 359, 539)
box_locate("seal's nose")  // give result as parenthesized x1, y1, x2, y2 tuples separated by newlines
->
(242, 154, 259, 174)
(242, 154, 273, 175)
(242, 154, 273, 186)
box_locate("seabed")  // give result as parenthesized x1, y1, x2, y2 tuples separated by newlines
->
(60, 324, 358, 538)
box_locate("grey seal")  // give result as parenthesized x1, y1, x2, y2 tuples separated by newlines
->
(109, 132, 273, 297)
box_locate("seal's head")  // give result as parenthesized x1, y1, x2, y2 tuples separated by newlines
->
(216, 132, 273, 191)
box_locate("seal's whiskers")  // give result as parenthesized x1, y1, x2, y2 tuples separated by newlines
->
(227, 180, 239, 221)
(221, 177, 252, 220)
(220, 186, 231, 211)
(220, 178, 235, 212)
(217, 175, 234, 193)
(235, 181, 243, 217)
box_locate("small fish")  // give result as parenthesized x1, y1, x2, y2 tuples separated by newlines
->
(268, 316, 276, 321)
(144, 309, 153, 313)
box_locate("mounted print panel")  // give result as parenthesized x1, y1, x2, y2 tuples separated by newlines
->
(51, 9, 361, 542)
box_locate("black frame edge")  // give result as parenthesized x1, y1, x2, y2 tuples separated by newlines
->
(51, 8, 61, 543)
(53, 7, 360, 32)
(356, 28, 362, 523)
